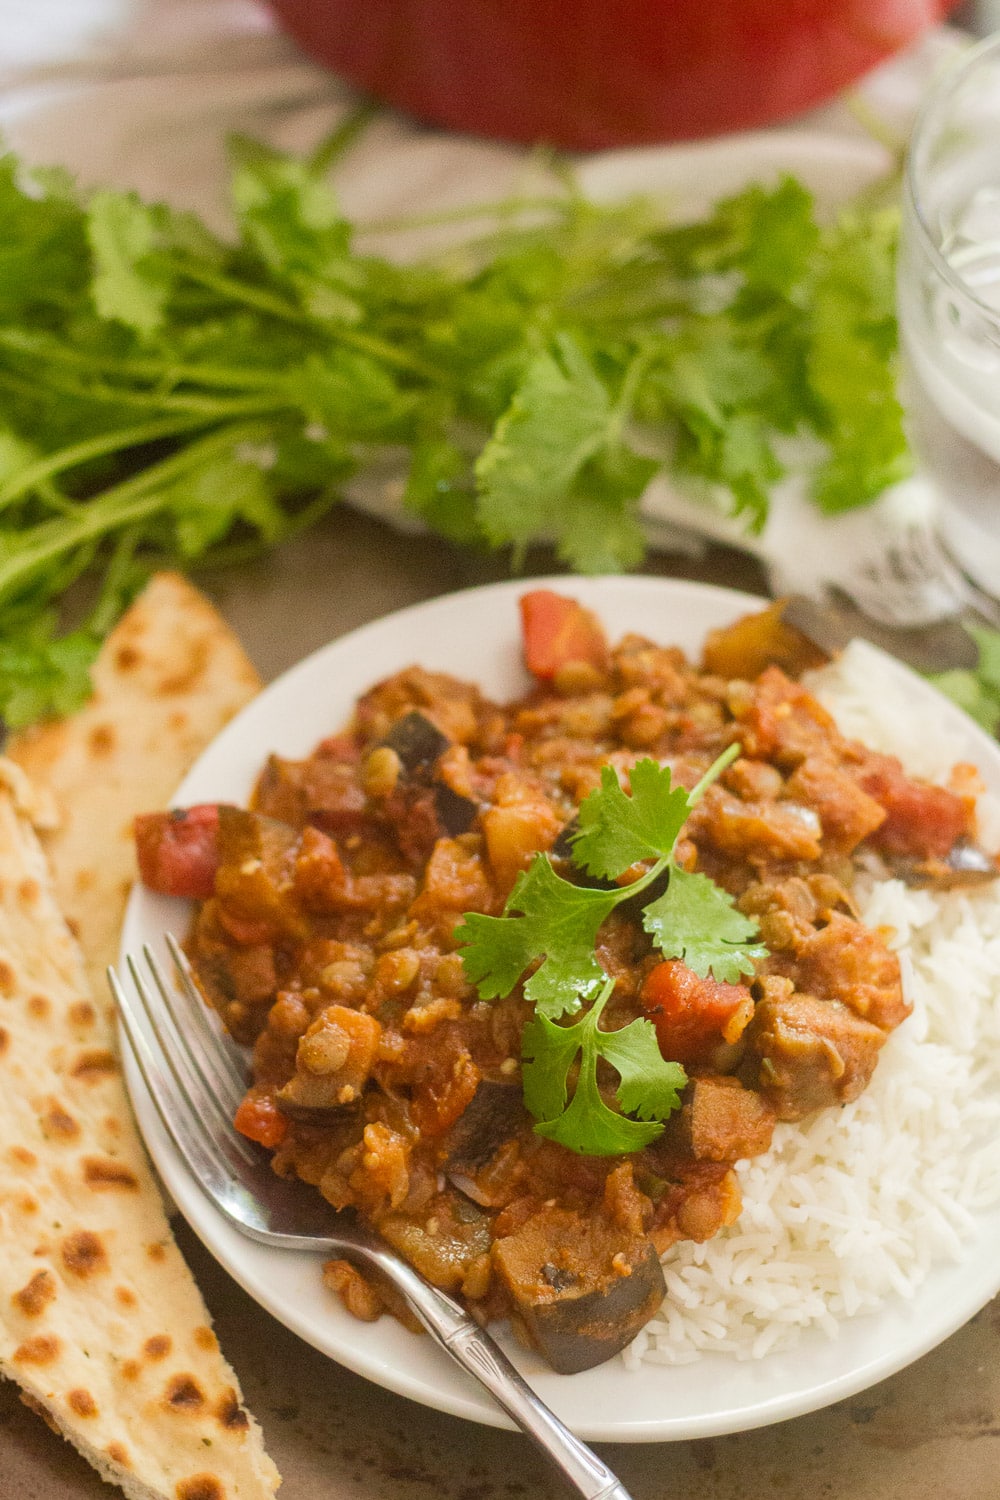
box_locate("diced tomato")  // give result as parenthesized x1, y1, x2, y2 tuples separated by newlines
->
(519, 590, 609, 681)
(234, 1089, 288, 1149)
(857, 753, 968, 860)
(134, 804, 224, 900)
(640, 960, 752, 1066)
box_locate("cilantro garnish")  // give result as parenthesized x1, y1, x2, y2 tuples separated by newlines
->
(0, 132, 906, 727)
(523, 976, 686, 1156)
(456, 744, 768, 1155)
(642, 866, 767, 984)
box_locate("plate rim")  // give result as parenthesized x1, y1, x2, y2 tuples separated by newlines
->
(119, 572, 1000, 1441)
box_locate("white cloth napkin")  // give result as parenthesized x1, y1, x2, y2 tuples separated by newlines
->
(0, 0, 971, 612)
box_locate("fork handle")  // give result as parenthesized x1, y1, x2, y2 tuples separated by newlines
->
(359, 1246, 633, 1500)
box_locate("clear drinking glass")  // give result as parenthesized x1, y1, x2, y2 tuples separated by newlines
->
(898, 33, 1000, 595)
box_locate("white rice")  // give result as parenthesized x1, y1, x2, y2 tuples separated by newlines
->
(626, 642, 1000, 1367)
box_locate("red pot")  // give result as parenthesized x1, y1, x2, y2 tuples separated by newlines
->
(268, 0, 960, 150)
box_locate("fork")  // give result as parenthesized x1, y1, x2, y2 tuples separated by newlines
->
(108, 937, 635, 1500)
(835, 515, 1000, 631)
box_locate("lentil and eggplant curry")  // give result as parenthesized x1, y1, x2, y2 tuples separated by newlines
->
(136, 593, 996, 1374)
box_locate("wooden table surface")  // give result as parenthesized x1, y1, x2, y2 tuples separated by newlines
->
(3, 508, 998, 1500)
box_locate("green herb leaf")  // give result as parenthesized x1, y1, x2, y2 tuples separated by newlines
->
(523, 981, 687, 1156)
(0, 616, 98, 729)
(598, 1016, 687, 1121)
(532, 1057, 665, 1156)
(456, 855, 617, 1018)
(474, 334, 614, 548)
(86, 191, 173, 338)
(643, 865, 768, 982)
(572, 759, 692, 879)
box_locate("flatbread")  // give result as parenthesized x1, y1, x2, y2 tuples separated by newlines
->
(0, 758, 280, 1500)
(7, 572, 261, 994)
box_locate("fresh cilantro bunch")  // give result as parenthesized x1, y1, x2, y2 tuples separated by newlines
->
(456, 747, 767, 1155)
(0, 124, 907, 726)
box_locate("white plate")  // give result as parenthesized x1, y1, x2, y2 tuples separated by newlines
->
(120, 574, 1000, 1442)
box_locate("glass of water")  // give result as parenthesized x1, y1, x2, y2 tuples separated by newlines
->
(898, 33, 1000, 596)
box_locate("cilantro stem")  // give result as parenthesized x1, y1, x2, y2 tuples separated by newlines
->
(4, 360, 288, 419)
(0, 413, 220, 510)
(172, 261, 446, 383)
(0, 330, 281, 391)
(307, 102, 380, 175)
(687, 741, 740, 806)
(170, 261, 314, 326)
(0, 421, 271, 605)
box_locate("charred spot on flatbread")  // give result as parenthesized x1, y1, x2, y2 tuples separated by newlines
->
(176, 1475, 225, 1500)
(82, 1156, 141, 1191)
(12, 1270, 57, 1318)
(214, 1390, 250, 1432)
(61, 1230, 108, 1279)
(14, 1334, 62, 1365)
(70, 1048, 118, 1081)
(67, 1388, 99, 1418)
(144, 1335, 172, 1361)
(39, 1098, 80, 1141)
(163, 1374, 207, 1413)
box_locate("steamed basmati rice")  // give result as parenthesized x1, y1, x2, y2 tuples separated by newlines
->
(626, 642, 1000, 1367)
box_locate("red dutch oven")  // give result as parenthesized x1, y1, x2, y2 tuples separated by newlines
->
(268, 0, 960, 149)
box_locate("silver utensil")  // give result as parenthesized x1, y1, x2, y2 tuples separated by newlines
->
(108, 936, 634, 1500)
(833, 515, 1000, 631)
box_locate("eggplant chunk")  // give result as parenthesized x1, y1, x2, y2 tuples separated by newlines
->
(745, 991, 885, 1121)
(492, 1206, 665, 1373)
(441, 1077, 527, 1172)
(667, 1076, 776, 1163)
(379, 1190, 491, 1293)
(434, 781, 479, 836)
(380, 711, 451, 772)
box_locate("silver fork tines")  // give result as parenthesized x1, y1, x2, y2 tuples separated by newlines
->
(108, 938, 636, 1500)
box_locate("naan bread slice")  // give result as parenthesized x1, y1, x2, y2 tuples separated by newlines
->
(0, 759, 280, 1500)
(7, 572, 260, 993)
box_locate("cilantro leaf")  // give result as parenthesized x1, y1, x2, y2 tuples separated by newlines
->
(455, 854, 617, 1018)
(521, 1011, 582, 1121)
(532, 1059, 666, 1156)
(572, 759, 692, 879)
(474, 334, 614, 549)
(643, 865, 767, 982)
(0, 615, 98, 729)
(86, 191, 173, 339)
(523, 980, 687, 1156)
(165, 452, 287, 558)
(598, 1017, 687, 1121)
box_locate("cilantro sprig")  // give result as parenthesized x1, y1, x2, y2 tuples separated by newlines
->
(456, 745, 768, 1155)
(522, 975, 686, 1156)
(0, 131, 906, 726)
